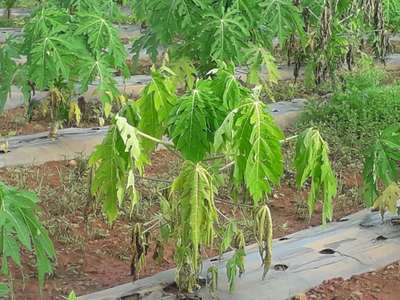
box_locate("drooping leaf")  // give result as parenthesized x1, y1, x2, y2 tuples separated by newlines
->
(214, 89, 284, 203)
(244, 45, 279, 89)
(226, 230, 245, 292)
(170, 161, 218, 292)
(115, 115, 146, 173)
(68, 101, 82, 125)
(294, 128, 337, 223)
(220, 222, 237, 254)
(363, 126, 400, 206)
(243, 100, 284, 202)
(207, 265, 218, 296)
(373, 183, 400, 219)
(89, 106, 142, 223)
(89, 126, 130, 222)
(254, 204, 273, 279)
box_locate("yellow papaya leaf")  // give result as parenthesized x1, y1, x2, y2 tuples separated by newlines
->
(373, 183, 400, 218)
(68, 101, 82, 125)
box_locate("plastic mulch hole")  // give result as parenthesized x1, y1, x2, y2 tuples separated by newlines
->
(119, 293, 140, 300)
(376, 235, 388, 241)
(319, 248, 336, 255)
(273, 264, 289, 271)
(209, 258, 219, 262)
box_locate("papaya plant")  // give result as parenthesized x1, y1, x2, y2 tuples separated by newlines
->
(362, 126, 400, 218)
(89, 64, 337, 293)
(0, 181, 55, 297)
(2, 0, 16, 19)
(132, 0, 400, 87)
(132, 0, 304, 87)
(0, 0, 129, 135)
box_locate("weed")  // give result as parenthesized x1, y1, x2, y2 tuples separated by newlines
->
(298, 64, 400, 166)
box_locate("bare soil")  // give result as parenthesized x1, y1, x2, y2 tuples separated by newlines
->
(305, 261, 400, 300)
(0, 150, 364, 299)
(0, 105, 103, 137)
(0, 107, 48, 136)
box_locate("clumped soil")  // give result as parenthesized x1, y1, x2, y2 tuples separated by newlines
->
(0, 150, 364, 299)
(305, 261, 400, 300)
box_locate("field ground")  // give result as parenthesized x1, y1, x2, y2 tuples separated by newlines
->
(0, 148, 365, 299)
(305, 261, 400, 300)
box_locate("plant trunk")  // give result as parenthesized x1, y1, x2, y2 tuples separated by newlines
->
(49, 121, 58, 139)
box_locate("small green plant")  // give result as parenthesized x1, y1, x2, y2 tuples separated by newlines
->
(89, 65, 337, 293)
(341, 57, 386, 92)
(0, 181, 55, 297)
(384, 0, 400, 32)
(67, 291, 78, 300)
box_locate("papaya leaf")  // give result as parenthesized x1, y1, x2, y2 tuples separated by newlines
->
(294, 128, 337, 223)
(226, 230, 245, 292)
(244, 45, 279, 89)
(170, 161, 218, 292)
(206, 7, 249, 63)
(0, 182, 55, 291)
(168, 80, 225, 162)
(89, 104, 142, 222)
(0, 283, 9, 296)
(75, 12, 128, 71)
(261, 0, 305, 46)
(373, 183, 400, 219)
(211, 63, 250, 110)
(254, 204, 273, 279)
(137, 69, 177, 155)
(79, 53, 120, 115)
(363, 126, 400, 207)
(89, 126, 128, 222)
(29, 34, 76, 90)
(0, 36, 21, 112)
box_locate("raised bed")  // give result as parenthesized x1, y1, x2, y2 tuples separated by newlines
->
(4, 52, 400, 113)
(0, 24, 140, 44)
(81, 210, 400, 300)
(0, 99, 307, 168)
(0, 151, 365, 299)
